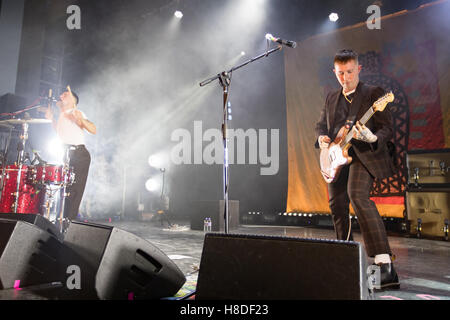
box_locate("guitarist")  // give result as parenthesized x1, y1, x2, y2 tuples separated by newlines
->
(315, 49, 399, 290)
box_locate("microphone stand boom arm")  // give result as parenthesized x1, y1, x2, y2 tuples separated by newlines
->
(199, 46, 282, 87)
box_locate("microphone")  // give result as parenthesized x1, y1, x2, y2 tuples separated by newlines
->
(40, 96, 58, 103)
(265, 33, 297, 48)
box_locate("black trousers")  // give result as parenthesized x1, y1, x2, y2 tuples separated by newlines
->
(64, 145, 91, 220)
(327, 157, 391, 257)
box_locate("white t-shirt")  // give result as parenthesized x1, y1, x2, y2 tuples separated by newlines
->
(56, 108, 87, 145)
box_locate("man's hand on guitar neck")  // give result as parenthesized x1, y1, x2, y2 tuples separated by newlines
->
(318, 135, 331, 149)
(352, 121, 377, 143)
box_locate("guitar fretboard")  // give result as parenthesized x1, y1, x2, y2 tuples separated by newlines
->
(340, 106, 376, 148)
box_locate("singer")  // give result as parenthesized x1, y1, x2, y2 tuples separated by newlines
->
(45, 89, 96, 226)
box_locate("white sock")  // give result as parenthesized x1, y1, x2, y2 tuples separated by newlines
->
(374, 254, 391, 264)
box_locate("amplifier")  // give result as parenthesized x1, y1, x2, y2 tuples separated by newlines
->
(406, 189, 450, 239)
(407, 150, 450, 187)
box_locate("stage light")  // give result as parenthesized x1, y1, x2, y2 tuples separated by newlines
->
(145, 178, 160, 192)
(148, 154, 163, 168)
(48, 138, 64, 159)
(241, 51, 246, 56)
(329, 13, 339, 22)
(174, 10, 183, 19)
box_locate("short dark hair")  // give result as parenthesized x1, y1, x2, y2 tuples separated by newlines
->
(67, 90, 79, 105)
(334, 49, 359, 64)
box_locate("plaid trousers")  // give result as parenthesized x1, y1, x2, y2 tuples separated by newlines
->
(327, 156, 391, 257)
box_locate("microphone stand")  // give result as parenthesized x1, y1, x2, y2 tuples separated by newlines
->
(199, 45, 283, 234)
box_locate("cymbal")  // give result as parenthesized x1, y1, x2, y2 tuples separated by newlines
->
(0, 118, 52, 125)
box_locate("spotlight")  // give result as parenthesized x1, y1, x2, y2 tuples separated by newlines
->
(241, 51, 246, 56)
(329, 13, 339, 22)
(47, 138, 64, 161)
(174, 10, 183, 19)
(148, 154, 164, 168)
(145, 178, 160, 192)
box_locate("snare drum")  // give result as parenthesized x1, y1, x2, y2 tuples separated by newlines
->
(0, 165, 43, 214)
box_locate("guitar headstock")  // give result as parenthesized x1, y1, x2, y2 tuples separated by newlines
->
(373, 91, 394, 112)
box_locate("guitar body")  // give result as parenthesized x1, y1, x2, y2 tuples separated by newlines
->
(320, 126, 353, 184)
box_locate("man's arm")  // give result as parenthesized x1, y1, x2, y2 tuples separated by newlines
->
(73, 109, 97, 135)
(315, 94, 330, 149)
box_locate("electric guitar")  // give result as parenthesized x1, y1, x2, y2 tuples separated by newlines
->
(319, 92, 394, 183)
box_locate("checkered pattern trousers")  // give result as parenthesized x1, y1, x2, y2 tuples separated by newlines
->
(327, 157, 391, 257)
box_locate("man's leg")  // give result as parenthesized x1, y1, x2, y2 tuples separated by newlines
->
(347, 160, 391, 257)
(328, 165, 352, 241)
(64, 147, 91, 221)
(347, 160, 399, 289)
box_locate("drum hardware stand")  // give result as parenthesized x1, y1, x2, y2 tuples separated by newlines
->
(199, 44, 283, 233)
(13, 122, 29, 214)
(44, 192, 52, 220)
(0, 125, 13, 202)
(157, 168, 173, 228)
(42, 184, 61, 220)
(57, 147, 72, 233)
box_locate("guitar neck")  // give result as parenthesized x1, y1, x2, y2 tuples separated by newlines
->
(358, 107, 376, 127)
(340, 106, 376, 148)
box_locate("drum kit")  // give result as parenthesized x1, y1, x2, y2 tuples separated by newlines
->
(0, 117, 75, 228)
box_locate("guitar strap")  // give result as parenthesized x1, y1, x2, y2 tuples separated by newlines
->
(346, 83, 370, 128)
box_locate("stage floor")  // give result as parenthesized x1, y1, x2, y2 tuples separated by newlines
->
(0, 219, 449, 300)
(107, 219, 450, 301)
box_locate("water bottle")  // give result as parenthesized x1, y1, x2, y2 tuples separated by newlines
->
(207, 217, 212, 232)
(203, 218, 208, 232)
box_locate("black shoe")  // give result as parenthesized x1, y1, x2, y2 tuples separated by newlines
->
(376, 263, 400, 290)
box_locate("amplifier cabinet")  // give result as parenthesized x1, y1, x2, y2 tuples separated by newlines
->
(406, 189, 450, 239)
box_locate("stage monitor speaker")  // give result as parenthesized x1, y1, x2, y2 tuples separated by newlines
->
(0, 213, 63, 241)
(0, 220, 64, 290)
(190, 200, 239, 231)
(62, 221, 186, 300)
(196, 233, 369, 300)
